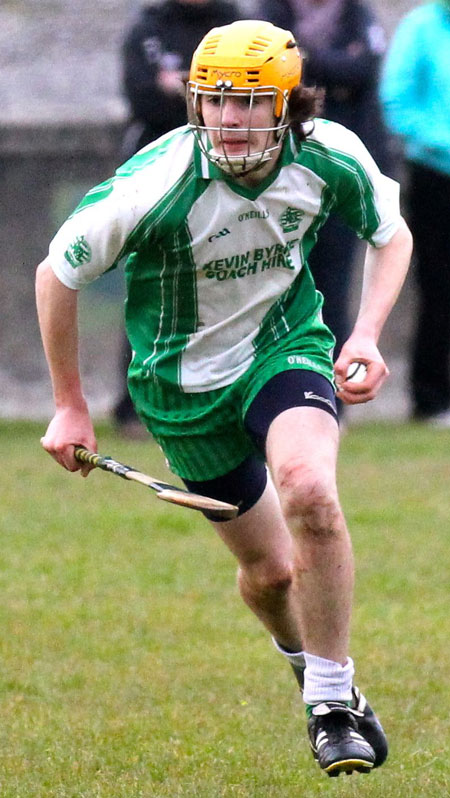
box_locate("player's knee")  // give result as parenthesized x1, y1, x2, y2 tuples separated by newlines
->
(239, 559, 293, 597)
(276, 459, 340, 536)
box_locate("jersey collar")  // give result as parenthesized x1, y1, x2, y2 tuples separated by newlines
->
(193, 129, 300, 197)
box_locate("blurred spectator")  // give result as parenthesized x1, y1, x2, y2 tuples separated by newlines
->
(113, 0, 243, 437)
(259, 0, 393, 414)
(380, 0, 450, 425)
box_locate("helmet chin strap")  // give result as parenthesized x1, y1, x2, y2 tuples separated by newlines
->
(208, 147, 275, 176)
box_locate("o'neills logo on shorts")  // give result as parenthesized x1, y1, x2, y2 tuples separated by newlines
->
(287, 355, 317, 368)
(304, 390, 335, 411)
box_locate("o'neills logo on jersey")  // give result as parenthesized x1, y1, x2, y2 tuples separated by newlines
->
(238, 209, 269, 222)
(202, 240, 299, 281)
(64, 235, 92, 268)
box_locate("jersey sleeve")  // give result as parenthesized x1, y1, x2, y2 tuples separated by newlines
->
(311, 120, 401, 247)
(48, 127, 195, 289)
(48, 175, 138, 289)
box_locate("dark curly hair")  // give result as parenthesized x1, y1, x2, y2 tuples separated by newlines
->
(287, 85, 325, 141)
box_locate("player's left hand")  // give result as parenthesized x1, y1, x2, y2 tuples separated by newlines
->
(334, 341, 389, 405)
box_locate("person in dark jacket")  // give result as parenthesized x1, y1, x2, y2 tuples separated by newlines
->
(121, 0, 242, 157)
(114, 0, 243, 435)
(259, 0, 393, 416)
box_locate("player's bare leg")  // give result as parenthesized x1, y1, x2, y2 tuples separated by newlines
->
(211, 475, 303, 651)
(266, 406, 353, 665)
(211, 406, 385, 775)
(212, 407, 352, 661)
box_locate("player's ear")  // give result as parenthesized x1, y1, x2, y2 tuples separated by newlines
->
(186, 83, 205, 126)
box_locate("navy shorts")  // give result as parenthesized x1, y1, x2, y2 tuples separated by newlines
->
(183, 369, 337, 520)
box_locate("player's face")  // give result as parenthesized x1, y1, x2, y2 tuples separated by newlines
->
(200, 93, 277, 161)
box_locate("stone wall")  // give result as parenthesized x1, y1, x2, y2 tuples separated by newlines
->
(0, 0, 420, 419)
(0, 1, 421, 126)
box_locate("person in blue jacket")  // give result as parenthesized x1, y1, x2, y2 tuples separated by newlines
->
(380, 0, 450, 425)
(258, 0, 393, 416)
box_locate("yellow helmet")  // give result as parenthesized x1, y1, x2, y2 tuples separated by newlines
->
(188, 20, 301, 176)
(189, 20, 301, 117)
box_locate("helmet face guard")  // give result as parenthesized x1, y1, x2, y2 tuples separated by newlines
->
(188, 20, 301, 177)
(187, 81, 290, 176)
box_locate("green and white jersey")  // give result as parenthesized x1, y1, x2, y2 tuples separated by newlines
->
(49, 119, 400, 394)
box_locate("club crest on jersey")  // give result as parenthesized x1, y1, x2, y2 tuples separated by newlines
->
(279, 207, 305, 233)
(64, 235, 92, 268)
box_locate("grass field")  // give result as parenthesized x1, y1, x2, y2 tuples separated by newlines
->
(0, 420, 448, 797)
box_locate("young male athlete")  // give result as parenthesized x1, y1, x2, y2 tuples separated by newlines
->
(36, 21, 412, 777)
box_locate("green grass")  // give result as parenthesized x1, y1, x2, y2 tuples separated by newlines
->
(0, 420, 448, 797)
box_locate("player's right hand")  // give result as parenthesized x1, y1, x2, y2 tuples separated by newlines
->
(40, 404, 97, 477)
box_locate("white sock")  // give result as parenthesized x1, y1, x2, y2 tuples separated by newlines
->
(271, 636, 305, 673)
(303, 652, 354, 704)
